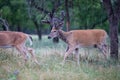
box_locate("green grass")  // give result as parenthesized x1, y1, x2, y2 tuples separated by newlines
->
(0, 35, 120, 80)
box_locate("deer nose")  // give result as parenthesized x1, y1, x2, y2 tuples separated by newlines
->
(48, 36, 51, 39)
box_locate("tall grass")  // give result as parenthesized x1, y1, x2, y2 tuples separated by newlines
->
(0, 35, 120, 80)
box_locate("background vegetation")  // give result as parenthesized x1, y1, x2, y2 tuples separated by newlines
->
(0, 0, 119, 35)
(0, 0, 120, 80)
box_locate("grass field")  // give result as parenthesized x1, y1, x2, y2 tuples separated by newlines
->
(0, 35, 120, 80)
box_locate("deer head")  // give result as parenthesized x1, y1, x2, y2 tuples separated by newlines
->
(42, 11, 65, 39)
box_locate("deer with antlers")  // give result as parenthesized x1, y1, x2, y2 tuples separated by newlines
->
(42, 12, 108, 65)
(0, 31, 38, 64)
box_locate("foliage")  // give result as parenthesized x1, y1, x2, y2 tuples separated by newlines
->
(72, 0, 107, 29)
(0, 0, 34, 31)
(0, 0, 117, 33)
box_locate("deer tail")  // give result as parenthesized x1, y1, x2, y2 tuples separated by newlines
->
(27, 35, 33, 46)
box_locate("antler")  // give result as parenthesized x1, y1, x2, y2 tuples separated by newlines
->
(29, 0, 50, 14)
(29, 0, 64, 43)
(60, 11, 65, 21)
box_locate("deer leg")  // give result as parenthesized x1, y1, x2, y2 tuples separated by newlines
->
(16, 45, 27, 61)
(102, 44, 108, 54)
(63, 47, 75, 64)
(16, 44, 29, 61)
(75, 48, 80, 65)
(22, 47, 29, 60)
(27, 47, 34, 58)
(15, 45, 24, 55)
(97, 44, 107, 59)
(27, 47, 39, 64)
(65, 46, 69, 52)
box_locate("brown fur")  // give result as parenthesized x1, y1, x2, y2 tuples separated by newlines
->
(49, 28, 108, 65)
(0, 31, 27, 46)
(0, 31, 38, 64)
(43, 12, 108, 65)
(59, 29, 107, 47)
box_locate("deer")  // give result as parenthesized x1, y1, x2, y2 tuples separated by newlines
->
(0, 31, 38, 64)
(42, 12, 108, 65)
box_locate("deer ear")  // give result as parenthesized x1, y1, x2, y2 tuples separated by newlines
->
(54, 22, 63, 30)
(41, 20, 50, 24)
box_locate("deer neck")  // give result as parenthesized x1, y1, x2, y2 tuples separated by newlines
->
(58, 30, 69, 43)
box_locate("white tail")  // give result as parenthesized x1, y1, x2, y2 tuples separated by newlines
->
(26, 35, 33, 46)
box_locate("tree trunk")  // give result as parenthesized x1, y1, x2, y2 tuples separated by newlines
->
(38, 23, 42, 40)
(17, 24, 22, 32)
(36, 26, 42, 40)
(65, 0, 70, 31)
(109, 16, 118, 60)
(103, 0, 119, 60)
(2, 25, 8, 31)
(33, 20, 42, 40)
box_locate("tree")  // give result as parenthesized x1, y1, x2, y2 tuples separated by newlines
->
(65, 0, 70, 31)
(72, 0, 108, 30)
(0, 0, 33, 31)
(103, 0, 120, 60)
(26, 0, 46, 40)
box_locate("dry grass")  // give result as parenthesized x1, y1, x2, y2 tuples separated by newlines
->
(0, 35, 120, 80)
